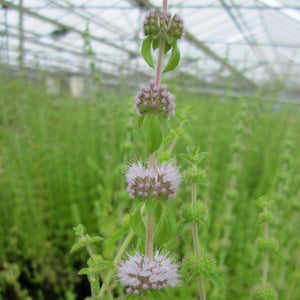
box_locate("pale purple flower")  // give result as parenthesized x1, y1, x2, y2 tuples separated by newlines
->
(117, 250, 181, 293)
(125, 159, 181, 200)
(135, 80, 175, 119)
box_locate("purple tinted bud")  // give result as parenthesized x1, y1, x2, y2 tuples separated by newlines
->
(152, 284, 158, 289)
(142, 284, 148, 289)
(126, 287, 132, 294)
(161, 188, 167, 193)
(135, 80, 175, 118)
(139, 183, 144, 188)
(134, 289, 139, 295)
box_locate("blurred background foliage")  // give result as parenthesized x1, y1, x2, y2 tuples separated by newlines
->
(0, 73, 299, 299)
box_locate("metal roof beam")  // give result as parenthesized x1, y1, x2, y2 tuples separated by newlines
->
(0, 0, 137, 57)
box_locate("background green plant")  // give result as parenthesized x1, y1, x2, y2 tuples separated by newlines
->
(0, 74, 299, 299)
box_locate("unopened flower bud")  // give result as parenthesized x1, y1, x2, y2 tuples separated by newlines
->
(135, 80, 175, 119)
(258, 211, 274, 223)
(185, 167, 208, 185)
(255, 237, 278, 254)
(183, 252, 216, 279)
(250, 284, 278, 300)
(168, 13, 184, 39)
(181, 202, 209, 224)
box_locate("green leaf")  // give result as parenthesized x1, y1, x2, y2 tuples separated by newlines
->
(70, 242, 85, 253)
(164, 40, 172, 54)
(141, 36, 154, 68)
(87, 236, 103, 245)
(129, 203, 146, 239)
(177, 220, 187, 236)
(78, 268, 91, 275)
(163, 41, 180, 73)
(250, 248, 258, 266)
(152, 39, 159, 50)
(209, 273, 223, 289)
(165, 34, 175, 45)
(158, 115, 170, 133)
(274, 251, 285, 264)
(145, 199, 158, 213)
(136, 115, 145, 129)
(104, 226, 128, 254)
(154, 203, 177, 245)
(143, 114, 163, 154)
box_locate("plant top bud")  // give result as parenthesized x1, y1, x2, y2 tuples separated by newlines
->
(255, 237, 278, 254)
(185, 167, 208, 185)
(135, 80, 175, 119)
(258, 211, 274, 224)
(183, 252, 216, 279)
(250, 284, 278, 300)
(143, 9, 184, 41)
(181, 202, 209, 225)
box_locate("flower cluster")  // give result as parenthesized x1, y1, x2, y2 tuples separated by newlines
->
(135, 80, 175, 118)
(125, 160, 181, 200)
(143, 8, 184, 40)
(117, 251, 180, 295)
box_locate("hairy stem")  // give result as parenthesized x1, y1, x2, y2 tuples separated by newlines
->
(98, 230, 134, 298)
(263, 220, 269, 286)
(191, 164, 206, 300)
(146, 212, 154, 258)
(86, 245, 114, 300)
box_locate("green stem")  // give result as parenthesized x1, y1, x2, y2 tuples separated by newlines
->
(146, 212, 154, 259)
(98, 230, 134, 298)
(86, 245, 114, 300)
(191, 164, 206, 300)
(262, 220, 269, 286)
(91, 273, 96, 300)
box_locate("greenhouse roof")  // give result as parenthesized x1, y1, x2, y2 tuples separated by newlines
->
(1, 0, 300, 93)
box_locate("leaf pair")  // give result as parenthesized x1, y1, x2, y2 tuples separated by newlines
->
(141, 36, 180, 73)
(129, 201, 177, 245)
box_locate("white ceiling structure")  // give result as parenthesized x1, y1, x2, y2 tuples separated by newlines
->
(0, 0, 300, 94)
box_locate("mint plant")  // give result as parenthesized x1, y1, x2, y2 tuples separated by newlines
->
(181, 146, 221, 300)
(250, 196, 283, 300)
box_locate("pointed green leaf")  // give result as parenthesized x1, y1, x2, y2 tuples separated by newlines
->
(154, 203, 177, 245)
(152, 38, 159, 50)
(164, 40, 172, 54)
(104, 226, 128, 254)
(136, 115, 145, 129)
(143, 114, 163, 154)
(145, 199, 158, 213)
(87, 236, 103, 245)
(209, 273, 223, 289)
(274, 251, 285, 264)
(70, 242, 85, 253)
(165, 34, 175, 45)
(78, 268, 91, 275)
(129, 203, 146, 239)
(163, 41, 180, 73)
(141, 36, 154, 68)
(158, 115, 170, 132)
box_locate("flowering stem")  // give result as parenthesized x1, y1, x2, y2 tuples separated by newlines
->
(146, 211, 154, 258)
(145, 0, 167, 260)
(86, 245, 114, 300)
(98, 230, 134, 298)
(262, 218, 269, 286)
(191, 164, 206, 300)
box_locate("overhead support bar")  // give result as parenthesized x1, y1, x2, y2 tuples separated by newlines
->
(0, 0, 137, 57)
